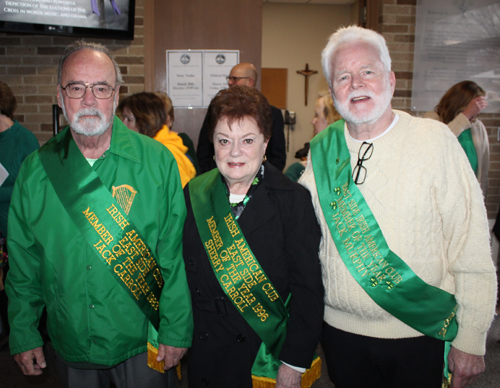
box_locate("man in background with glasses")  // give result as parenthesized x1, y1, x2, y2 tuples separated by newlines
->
(197, 62, 286, 173)
(300, 26, 496, 388)
(5, 41, 193, 388)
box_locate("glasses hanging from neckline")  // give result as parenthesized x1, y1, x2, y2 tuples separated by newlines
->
(352, 142, 373, 185)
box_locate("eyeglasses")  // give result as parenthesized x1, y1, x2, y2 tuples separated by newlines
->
(226, 76, 250, 83)
(61, 83, 116, 99)
(352, 142, 373, 185)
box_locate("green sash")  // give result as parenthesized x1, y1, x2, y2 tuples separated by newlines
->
(189, 169, 289, 379)
(311, 120, 458, 379)
(38, 124, 165, 369)
(457, 128, 478, 176)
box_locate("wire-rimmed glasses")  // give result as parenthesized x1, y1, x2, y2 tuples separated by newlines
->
(61, 83, 116, 99)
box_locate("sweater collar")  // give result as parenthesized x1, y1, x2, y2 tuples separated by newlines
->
(153, 125, 188, 154)
(344, 110, 411, 154)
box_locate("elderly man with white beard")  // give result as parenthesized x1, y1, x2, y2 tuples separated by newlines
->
(5, 41, 193, 388)
(299, 26, 497, 388)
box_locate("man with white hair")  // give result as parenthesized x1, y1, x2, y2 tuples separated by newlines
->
(6, 41, 193, 387)
(299, 26, 497, 388)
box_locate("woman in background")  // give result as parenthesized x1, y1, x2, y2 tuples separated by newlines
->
(155, 92, 200, 175)
(118, 92, 196, 187)
(424, 81, 489, 195)
(285, 92, 341, 182)
(0, 81, 39, 347)
(311, 92, 341, 137)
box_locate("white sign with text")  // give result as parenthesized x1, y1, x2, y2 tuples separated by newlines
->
(167, 50, 239, 107)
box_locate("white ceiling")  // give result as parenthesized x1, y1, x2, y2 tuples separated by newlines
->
(262, 0, 356, 4)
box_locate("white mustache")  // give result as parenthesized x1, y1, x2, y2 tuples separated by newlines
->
(74, 109, 105, 121)
(348, 91, 374, 101)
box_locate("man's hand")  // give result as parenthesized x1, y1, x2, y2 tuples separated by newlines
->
(462, 96, 487, 122)
(448, 346, 485, 388)
(14, 347, 46, 376)
(156, 344, 187, 370)
(275, 363, 302, 388)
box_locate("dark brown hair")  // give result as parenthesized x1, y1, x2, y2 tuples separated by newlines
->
(117, 92, 167, 137)
(435, 81, 485, 124)
(0, 81, 17, 119)
(207, 86, 272, 142)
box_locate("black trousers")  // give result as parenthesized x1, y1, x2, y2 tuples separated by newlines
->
(55, 352, 176, 388)
(322, 322, 445, 388)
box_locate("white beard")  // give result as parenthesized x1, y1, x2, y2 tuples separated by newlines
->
(333, 78, 393, 126)
(61, 98, 116, 137)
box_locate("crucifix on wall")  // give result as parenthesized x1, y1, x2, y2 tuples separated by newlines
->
(297, 63, 318, 106)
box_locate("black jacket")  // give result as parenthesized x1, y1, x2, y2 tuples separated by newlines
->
(183, 162, 323, 388)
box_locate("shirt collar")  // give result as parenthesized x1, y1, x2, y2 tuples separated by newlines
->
(348, 114, 400, 143)
(106, 116, 141, 164)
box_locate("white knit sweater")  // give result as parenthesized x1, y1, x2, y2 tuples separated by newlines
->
(300, 110, 497, 356)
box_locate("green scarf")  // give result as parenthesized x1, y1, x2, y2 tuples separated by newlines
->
(189, 169, 288, 379)
(457, 128, 478, 176)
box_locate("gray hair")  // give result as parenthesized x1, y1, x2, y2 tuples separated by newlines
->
(321, 25, 392, 87)
(57, 40, 123, 86)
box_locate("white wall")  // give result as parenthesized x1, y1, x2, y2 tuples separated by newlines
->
(262, 3, 354, 170)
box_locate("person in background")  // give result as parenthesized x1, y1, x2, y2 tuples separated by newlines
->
(299, 25, 496, 388)
(118, 92, 196, 187)
(197, 63, 286, 173)
(285, 92, 341, 182)
(6, 41, 192, 387)
(424, 81, 489, 196)
(311, 91, 342, 137)
(183, 85, 324, 388)
(0, 81, 40, 349)
(284, 143, 310, 183)
(155, 91, 200, 175)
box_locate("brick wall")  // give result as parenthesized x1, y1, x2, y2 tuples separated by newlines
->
(380, 0, 500, 219)
(0, 0, 146, 144)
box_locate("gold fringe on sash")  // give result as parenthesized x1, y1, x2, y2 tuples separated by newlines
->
(251, 356, 322, 388)
(441, 373, 452, 388)
(252, 375, 276, 388)
(176, 363, 182, 381)
(147, 342, 165, 373)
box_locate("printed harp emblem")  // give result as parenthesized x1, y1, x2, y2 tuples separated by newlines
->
(112, 185, 137, 215)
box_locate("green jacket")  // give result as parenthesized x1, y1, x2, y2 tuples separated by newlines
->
(284, 162, 306, 183)
(6, 117, 193, 366)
